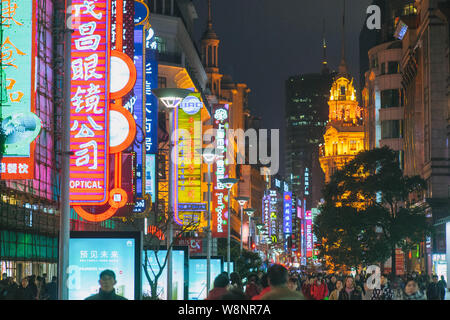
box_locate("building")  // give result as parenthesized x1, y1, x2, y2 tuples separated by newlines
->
(362, 40, 404, 169)
(398, 0, 450, 279)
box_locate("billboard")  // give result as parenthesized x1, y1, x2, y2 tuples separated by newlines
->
(69, 0, 111, 205)
(211, 104, 230, 237)
(305, 210, 313, 258)
(68, 231, 142, 300)
(142, 247, 188, 300)
(188, 257, 223, 300)
(269, 190, 278, 243)
(0, 0, 41, 180)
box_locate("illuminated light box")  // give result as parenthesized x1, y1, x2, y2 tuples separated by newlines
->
(223, 261, 234, 274)
(142, 246, 188, 300)
(188, 256, 223, 300)
(68, 231, 142, 300)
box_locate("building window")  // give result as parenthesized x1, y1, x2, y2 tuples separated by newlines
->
(380, 62, 386, 75)
(349, 140, 357, 151)
(158, 77, 167, 88)
(380, 89, 400, 108)
(388, 61, 400, 74)
(381, 120, 403, 139)
(155, 36, 167, 54)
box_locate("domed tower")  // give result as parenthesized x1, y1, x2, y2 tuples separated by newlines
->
(319, 0, 366, 183)
(201, 0, 223, 97)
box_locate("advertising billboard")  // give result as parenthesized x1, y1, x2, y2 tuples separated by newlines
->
(188, 257, 223, 300)
(68, 231, 142, 300)
(283, 192, 292, 236)
(0, 0, 41, 180)
(211, 104, 230, 237)
(142, 247, 188, 300)
(69, 0, 111, 205)
(305, 210, 313, 258)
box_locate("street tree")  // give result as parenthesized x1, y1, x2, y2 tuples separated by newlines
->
(315, 147, 431, 274)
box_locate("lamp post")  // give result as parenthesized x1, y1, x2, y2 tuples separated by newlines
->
(152, 88, 191, 300)
(235, 196, 249, 253)
(197, 147, 216, 296)
(219, 178, 239, 277)
(244, 208, 256, 251)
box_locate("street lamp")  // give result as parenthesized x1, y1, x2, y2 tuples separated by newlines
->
(197, 147, 216, 296)
(244, 208, 256, 251)
(235, 196, 249, 253)
(152, 88, 191, 300)
(219, 177, 239, 277)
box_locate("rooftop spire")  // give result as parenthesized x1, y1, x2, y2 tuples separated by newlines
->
(338, 0, 348, 75)
(207, 0, 212, 29)
(322, 18, 329, 74)
(202, 0, 218, 40)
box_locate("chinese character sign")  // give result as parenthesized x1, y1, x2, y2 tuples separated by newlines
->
(212, 104, 229, 238)
(0, 0, 41, 180)
(283, 192, 292, 236)
(69, 0, 111, 205)
(305, 210, 313, 258)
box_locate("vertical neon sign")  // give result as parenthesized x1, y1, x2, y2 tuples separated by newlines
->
(0, 0, 40, 180)
(69, 0, 111, 205)
(212, 104, 229, 238)
(283, 192, 292, 235)
(305, 210, 313, 258)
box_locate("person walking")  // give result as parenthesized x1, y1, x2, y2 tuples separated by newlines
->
(85, 270, 128, 300)
(229, 272, 243, 293)
(301, 276, 313, 300)
(251, 274, 271, 300)
(244, 274, 261, 299)
(206, 274, 230, 300)
(438, 276, 447, 300)
(311, 276, 328, 300)
(328, 279, 343, 300)
(259, 264, 305, 300)
(327, 275, 337, 296)
(426, 275, 445, 300)
(46, 276, 58, 300)
(403, 279, 425, 300)
(338, 276, 363, 300)
(36, 276, 48, 300)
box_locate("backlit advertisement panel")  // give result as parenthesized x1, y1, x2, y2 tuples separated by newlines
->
(211, 104, 229, 238)
(305, 210, 313, 258)
(269, 190, 277, 243)
(188, 257, 222, 300)
(69, 0, 111, 205)
(142, 247, 187, 300)
(68, 232, 141, 300)
(176, 94, 203, 227)
(0, 0, 41, 180)
(283, 192, 292, 235)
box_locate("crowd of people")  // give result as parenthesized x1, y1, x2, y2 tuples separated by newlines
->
(204, 266, 449, 301)
(0, 273, 58, 300)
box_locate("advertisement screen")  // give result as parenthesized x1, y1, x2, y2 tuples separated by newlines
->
(68, 232, 141, 300)
(188, 257, 223, 300)
(142, 247, 188, 300)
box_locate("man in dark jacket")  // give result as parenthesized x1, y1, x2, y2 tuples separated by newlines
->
(85, 270, 128, 300)
(46, 276, 58, 300)
(16, 278, 35, 300)
(427, 275, 445, 300)
(206, 274, 229, 300)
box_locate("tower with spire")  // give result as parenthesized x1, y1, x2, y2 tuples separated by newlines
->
(201, 0, 223, 97)
(319, 0, 366, 183)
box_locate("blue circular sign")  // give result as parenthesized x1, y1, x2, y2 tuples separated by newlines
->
(181, 96, 202, 115)
(134, 1, 149, 25)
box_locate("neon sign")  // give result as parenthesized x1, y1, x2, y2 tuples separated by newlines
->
(0, 0, 41, 180)
(212, 104, 229, 237)
(305, 210, 313, 258)
(283, 192, 292, 235)
(69, 0, 111, 205)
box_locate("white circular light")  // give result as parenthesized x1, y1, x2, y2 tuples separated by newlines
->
(110, 56, 131, 94)
(110, 110, 130, 147)
(181, 96, 202, 115)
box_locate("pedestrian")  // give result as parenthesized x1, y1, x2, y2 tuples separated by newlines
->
(85, 269, 128, 300)
(301, 276, 313, 300)
(221, 288, 249, 300)
(403, 279, 425, 300)
(338, 276, 363, 300)
(259, 264, 305, 300)
(229, 272, 243, 292)
(205, 274, 230, 300)
(371, 275, 394, 300)
(46, 276, 58, 300)
(0, 277, 18, 300)
(288, 276, 298, 292)
(328, 279, 343, 300)
(311, 275, 328, 300)
(438, 276, 447, 299)
(244, 274, 261, 299)
(36, 276, 49, 300)
(426, 275, 445, 300)
(15, 278, 35, 300)
(327, 275, 337, 296)
(252, 273, 271, 300)
(28, 275, 38, 299)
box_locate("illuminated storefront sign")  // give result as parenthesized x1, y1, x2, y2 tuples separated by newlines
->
(212, 104, 229, 237)
(304, 167, 310, 196)
(269, 190, 277, 242)
(144, 25, 158, 154)
(262, 195, 270, 243)
(69, 0, 111, 205)
(0, 0, 41, 180)
(176, 93, 203, 227)
(283, 192, 292, 235)
(305, 210, 313, 258)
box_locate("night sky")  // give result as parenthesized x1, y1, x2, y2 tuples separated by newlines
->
(193, 0, 372, 175)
